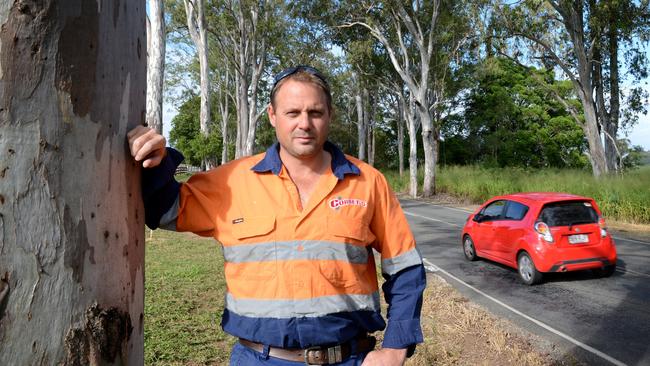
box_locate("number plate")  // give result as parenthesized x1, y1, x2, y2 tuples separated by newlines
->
(568, 234, 589, 244)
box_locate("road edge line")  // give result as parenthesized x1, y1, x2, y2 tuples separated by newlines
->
(421, 258, 627, 366)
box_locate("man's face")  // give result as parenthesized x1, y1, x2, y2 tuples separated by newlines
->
(268, 79, 330, 160)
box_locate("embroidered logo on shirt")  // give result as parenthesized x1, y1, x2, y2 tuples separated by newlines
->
(328, 197, 367, 210)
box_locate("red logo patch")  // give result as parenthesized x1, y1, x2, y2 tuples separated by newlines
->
(328, 197, 367, 210)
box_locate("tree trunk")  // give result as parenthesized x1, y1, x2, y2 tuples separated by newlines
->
(397, 97, 405, 177)
(420, 105, 436, 197)
(146, 0, 165, 134)
(581, 95, 608, 177)
(356, 88, 366, 161)
(605, 15, 620, 171)
(236, 76, 249, 159)
(365, 89, 374, 166)
(183, 0, 211, 169)
(0, 1, 145, 364)
(404, 95, 419, 198)
(220, 69, 231, 165)
(561, 1, 608, 176)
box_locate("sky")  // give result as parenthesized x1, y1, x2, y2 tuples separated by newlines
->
(626, 113, 650, 150)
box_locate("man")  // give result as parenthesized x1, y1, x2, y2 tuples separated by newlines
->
(128, 66, 426, 365)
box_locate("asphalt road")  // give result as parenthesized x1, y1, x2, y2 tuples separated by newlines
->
(401, 198, 650, 366)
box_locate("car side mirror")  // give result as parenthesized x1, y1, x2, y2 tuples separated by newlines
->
(473, 214, 483, 223)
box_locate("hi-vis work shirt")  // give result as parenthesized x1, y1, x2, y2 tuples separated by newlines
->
(142, 141, 426, 351)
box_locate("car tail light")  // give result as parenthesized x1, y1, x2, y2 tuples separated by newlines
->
(599, 217, 608, 238)
(534, 222, 554, 243)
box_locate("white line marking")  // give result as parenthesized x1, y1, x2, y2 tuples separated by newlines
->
(401, 198, 474, 213)
(612, 236, 650, 246)
(422, 258, 628, 366)
(403, 211, 461, 227)
(616, 267, 650, 278)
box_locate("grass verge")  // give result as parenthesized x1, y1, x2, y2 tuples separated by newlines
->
(384, 165, 650, 224)
(145, 230, 561, 365)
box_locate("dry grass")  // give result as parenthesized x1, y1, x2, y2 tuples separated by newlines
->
(407, 275, 555, 366)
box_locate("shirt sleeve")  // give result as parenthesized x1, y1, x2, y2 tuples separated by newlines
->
(141, 147, 218, 237)
(141, 147, 183, 229)
(369, 173, 426, 350)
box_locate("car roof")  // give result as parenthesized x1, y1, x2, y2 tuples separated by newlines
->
(491, 192, 593, 205)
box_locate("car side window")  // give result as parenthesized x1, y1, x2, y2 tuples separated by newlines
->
(480, 200, 506, 221)
(504, 201, 529, 221)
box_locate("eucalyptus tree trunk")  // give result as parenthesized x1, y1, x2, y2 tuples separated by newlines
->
(355, 82, 366, 161)
(0, 1, 145, 364)
(230, 0, 268, 158)
(364, 88, 374, 166)
(146, 0, 166, 134)
(396, 98, 405, 177)
(219, 68, 231, 165)
(183, 0, 211, 168)
(605, 17, 620, 171)
(400, 92, 419, 198)
(561, 2, 607, 176)
(344, 0, 442, 196)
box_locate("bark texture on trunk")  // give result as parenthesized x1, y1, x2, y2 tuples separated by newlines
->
(0, 1, 145, 365)
(355, 90, 366, 161)
(396, 96, 405, 177)
(146, 0, 165, 134)
(605, 18, 620, 171)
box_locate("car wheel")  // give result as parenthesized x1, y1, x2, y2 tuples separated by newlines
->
(462, 235, 478, 261)
(593, 263, 617, 278)
(517, 252, 543, 285)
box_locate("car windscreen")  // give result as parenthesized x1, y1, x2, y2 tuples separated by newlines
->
(538, 201, 598, 227)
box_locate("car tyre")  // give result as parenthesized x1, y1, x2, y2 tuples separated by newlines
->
(462, 235, 478, 261)
(517, 252, 543, 285)
(593, 263, 616, 278)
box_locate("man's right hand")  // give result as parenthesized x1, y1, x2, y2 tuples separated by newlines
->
(127, 126, 167, 168)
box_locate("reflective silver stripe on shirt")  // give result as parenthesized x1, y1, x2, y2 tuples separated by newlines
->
(381, 248, 422, 276)
(225, 291, 381, 318)
(223, 241, 370, 264)
(159, 195, 179, 231)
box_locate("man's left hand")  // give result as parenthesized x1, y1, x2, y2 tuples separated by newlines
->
(361, 347, 407, 365)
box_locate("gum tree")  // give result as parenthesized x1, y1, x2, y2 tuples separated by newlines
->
(0, 1, 146, 364)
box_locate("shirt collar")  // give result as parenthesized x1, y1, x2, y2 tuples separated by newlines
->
(251, 141, 361, 180)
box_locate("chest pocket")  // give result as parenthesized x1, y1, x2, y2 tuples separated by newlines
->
(328, 216, 374, 244)
(231, 215, 276, 243)
(226, 215, 276, 281)
(320, 216, 374, 288)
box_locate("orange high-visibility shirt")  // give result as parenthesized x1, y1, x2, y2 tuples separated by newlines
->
(169, 142, 424, 348)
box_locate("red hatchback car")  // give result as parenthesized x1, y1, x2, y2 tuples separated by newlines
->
(462, 192, 617, 285)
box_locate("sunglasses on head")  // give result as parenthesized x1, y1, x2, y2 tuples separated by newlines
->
(272, 65, 328, 89)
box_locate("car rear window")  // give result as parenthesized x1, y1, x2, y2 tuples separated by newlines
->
(538, 201, 598, 227)
(505, 201, 529, 220)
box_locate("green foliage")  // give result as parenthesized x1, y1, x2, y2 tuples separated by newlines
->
(384, 165, 650, 224)
(442, 57, 588, 169)
(168, 96, 222, 166)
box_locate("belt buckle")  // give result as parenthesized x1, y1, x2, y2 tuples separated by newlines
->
(304, 345, 342, 365)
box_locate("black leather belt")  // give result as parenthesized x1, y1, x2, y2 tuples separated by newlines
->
(239, 335, 377, 365)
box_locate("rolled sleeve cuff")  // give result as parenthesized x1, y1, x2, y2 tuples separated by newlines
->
(381, 318, 423, 350)
(142, 147, 184, 229)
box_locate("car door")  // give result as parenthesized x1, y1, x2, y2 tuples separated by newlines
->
(492, 200, 529, 262)
(473, 200, 506, 257)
